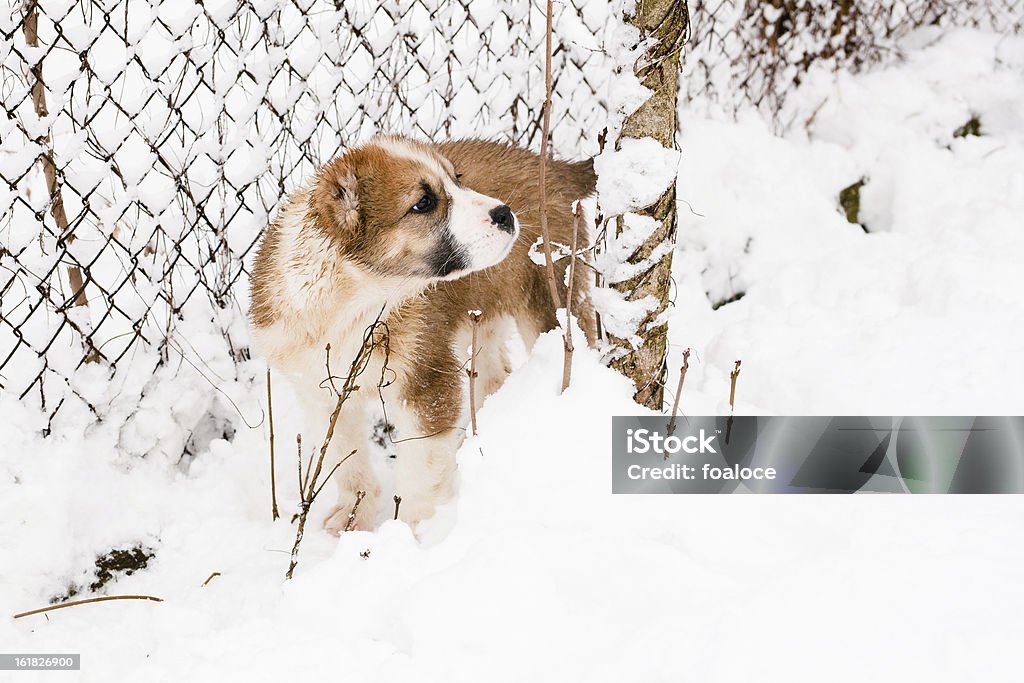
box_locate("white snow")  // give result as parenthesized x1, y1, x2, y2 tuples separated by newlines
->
(594, 136, 679, 216)
(1, 24, 1023, 683)
(668, 27, 1024, 417)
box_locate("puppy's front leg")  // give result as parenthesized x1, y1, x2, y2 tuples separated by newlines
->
(319, 395, 382, 533)
(393, 431, 462, 524)
(388, 352, 465, 526)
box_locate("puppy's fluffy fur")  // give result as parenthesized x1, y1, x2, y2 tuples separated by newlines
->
(250, 135, 595, 531)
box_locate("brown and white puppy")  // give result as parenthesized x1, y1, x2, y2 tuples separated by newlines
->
(250, 135, 595, 532)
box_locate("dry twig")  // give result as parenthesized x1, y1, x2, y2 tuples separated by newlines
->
(286, 316, 389, 579)
(295, 434, 303, 510)
(343, 490, 367, 533)
(729, 360, 742, 413)
(537, 0, 563, 312)
(561, 202, 581, 392)
(267, 368, 279, 521)
(667, 348, 691, 436)
(14, 595, 163, 619)
(467, 310, 482, 435)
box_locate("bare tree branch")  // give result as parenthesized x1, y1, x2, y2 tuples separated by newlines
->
(729, 359, 742, 413)
(343, 490, 367, 533)
(538, 0, 563, 312)
(667, 348, 691, 437)
(14, 595, 163, 620)
(286, 314, 390, 579)
(267, 368, 279, 521)
(467, 310, 482, 435)
(561, 202, 581, 392)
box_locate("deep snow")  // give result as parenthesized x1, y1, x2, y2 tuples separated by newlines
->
(2, 27, 1023, 682)
(669, 27, 1024, 417)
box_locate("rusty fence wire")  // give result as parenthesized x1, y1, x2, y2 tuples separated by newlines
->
(1, 0, 1021, 436)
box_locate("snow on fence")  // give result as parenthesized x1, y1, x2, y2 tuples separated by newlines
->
(0, 0, 615, 432)
(1, 0, 1021, 434)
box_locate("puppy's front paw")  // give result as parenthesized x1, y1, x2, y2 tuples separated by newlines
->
(395, 497, 436, 527)
(323, 489, 379, 535)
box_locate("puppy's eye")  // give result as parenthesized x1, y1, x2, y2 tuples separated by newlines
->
(410, 194, 435, 214)
(455, 172, 463, 181)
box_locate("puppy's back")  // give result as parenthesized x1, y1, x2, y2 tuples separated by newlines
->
(435, 139, 595, 217)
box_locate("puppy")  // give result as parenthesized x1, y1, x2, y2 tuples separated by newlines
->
(250, 135, 595, 531)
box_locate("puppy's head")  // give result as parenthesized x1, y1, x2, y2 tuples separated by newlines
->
(310, 135, 518, 281)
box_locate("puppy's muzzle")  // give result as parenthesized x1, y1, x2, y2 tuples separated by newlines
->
(489, 204, 516, 234)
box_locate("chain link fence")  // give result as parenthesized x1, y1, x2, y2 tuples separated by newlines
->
(2, 0, 1022, 435)
(685, 0, 1024, 126)
(1, 0, 615, 431)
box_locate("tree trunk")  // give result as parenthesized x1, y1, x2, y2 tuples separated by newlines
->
(610, 0, 688, 410)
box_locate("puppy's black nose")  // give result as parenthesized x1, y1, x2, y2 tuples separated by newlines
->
(489, 204, 515, 234)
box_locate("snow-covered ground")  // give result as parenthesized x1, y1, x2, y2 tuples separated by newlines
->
(2, 27, 1023, 682)
(671, 27, 1024, 416)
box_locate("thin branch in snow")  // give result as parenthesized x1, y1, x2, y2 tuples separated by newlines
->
(311, 450, 356, 502)
(562, 202, 581, 393)
(538, 0, 564, 313)
(729, 359, 742, 413)
(267, 368, 279, 521)
(287, 314, 390, 580)
(14, 595, 164, 620)
(726, 360, 742, 446)
(667, 348, 691, 439)
(343, 490, 367, 533)
(393, 495, 402, 521)
(296, 434, 303, 511)
(467, 310, 482, 435)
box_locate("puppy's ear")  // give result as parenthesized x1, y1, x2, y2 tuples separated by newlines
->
(331, 166, 359, 214)
(311, 156, 360, 239)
